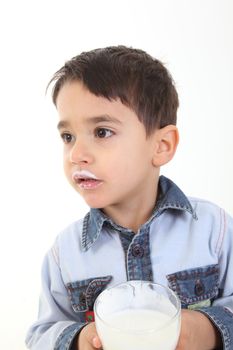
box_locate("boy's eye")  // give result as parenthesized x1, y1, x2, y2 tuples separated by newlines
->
(61, 133, 74, 143)
(95, 128, 113, 138)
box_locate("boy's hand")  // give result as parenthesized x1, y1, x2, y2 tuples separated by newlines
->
(176, 309, 221, 350)
(77, 322, 102, 350)
(76, 310, 221, 350)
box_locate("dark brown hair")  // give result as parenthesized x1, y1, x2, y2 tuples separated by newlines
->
(49, 45, 179, 135)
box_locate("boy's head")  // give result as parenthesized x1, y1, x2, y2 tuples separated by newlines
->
(50, 45, 179, 136)
(50, 46, 179, 223)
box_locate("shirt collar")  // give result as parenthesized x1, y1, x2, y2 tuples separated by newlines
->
(156, 175, 197, 218)
(81, 175, 197, 251)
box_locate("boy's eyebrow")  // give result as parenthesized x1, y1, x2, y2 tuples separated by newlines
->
(57, 120, 70, 130)
(57, 114, 122, 130)
(86, 115, 122, 125)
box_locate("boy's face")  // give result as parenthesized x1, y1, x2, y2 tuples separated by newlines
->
(56, 81, 159, 214)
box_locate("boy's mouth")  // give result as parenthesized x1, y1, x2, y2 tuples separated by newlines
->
(72, 170, 103, 190)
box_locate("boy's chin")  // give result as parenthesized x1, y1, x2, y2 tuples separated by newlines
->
(77, 190, 117, 210)
(82, 197, 107, 209)
(83, 198, 115, 211)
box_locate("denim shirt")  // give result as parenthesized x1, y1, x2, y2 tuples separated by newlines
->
(26, 176, 233, 349)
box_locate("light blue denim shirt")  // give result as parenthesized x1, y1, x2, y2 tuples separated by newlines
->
(26, 176, 233, 349)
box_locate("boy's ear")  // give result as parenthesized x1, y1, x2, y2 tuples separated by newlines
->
(152, 125, 179, 167)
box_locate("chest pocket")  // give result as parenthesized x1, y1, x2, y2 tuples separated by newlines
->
(167, 264, 219, 309)
(66, 275, 112, 314)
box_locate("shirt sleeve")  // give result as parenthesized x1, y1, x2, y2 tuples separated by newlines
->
(25, 246, 87, 350)
(197, 209, 233, 350)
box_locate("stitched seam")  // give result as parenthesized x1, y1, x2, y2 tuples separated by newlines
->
(51, 245, 60, 266)
(219, 210, 226, 255)
(81, 213, 89, 250)
(215, 208, 226, 256)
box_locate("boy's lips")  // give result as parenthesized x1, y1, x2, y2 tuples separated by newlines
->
(72, 170, 103, 190)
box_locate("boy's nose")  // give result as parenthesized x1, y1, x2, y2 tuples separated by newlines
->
(69, 140, 94, 165)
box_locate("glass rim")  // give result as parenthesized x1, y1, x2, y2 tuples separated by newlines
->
(94, 280, 181, 334)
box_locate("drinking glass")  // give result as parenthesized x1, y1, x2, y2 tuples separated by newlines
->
(94, 280, 181, 350)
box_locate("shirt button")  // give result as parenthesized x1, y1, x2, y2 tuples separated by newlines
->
(194, 279, 205, 296)
(132, 244, 144, 258)
(79, 292, 87, 306)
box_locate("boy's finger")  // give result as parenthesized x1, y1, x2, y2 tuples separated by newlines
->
(83, 323, 102, 348)
(92, 335, 102, 348)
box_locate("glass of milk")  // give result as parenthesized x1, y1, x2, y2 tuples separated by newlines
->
(94, 280, 181, 350)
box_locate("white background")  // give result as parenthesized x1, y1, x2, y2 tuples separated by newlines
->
(0, 0, 232, 349)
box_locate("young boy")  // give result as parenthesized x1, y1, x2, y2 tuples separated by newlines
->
(26, 46, 233, 350)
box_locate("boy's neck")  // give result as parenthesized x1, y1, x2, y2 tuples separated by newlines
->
(102, 179, 159, 234)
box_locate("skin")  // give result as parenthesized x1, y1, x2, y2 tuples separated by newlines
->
(56, 81, 221, 349)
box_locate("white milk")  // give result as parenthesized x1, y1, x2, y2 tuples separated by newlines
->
(96, 308, 180, 350)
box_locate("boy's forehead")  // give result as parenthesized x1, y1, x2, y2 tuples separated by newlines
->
(56, 81, 138, 125)
(56, 81, 92, 109)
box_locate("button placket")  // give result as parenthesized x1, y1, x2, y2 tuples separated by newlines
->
(127, 227, 153, 281)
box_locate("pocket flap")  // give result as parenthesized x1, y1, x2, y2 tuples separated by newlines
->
(66, 275, 112, 312)
(167, 264, 219, 306)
